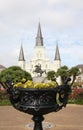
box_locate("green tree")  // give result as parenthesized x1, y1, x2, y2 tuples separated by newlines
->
(57, 66, 69, 84)
(0, 66, 32, 83)
(57, 66, 80, 85)
(46, 71, 58, 85)
(68, 67, 80, 86)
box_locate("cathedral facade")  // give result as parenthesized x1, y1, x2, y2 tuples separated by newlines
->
(18, 22, 61, 77)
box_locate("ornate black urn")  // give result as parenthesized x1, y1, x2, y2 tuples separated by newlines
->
(0, 78, 71, 130)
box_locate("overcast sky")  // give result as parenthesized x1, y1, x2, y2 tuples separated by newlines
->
(0, 0, 83, 68)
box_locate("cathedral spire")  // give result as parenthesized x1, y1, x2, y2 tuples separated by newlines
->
(54, 43, 61, 61)
(35, 22, 43, 46)
(18, 44, 25, 61)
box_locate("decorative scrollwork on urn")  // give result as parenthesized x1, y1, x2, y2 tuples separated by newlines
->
(0, 78, 71, 130)
(0, 78, 71, 114)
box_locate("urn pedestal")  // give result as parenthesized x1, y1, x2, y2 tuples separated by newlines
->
(0, 78, 71, 130)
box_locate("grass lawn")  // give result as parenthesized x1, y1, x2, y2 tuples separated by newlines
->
(0, 99, 11, 106)
(68, 99, 83, 105)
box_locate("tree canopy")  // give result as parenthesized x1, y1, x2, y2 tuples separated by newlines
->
(46, 70, 58, 85)
(68, 67, 80, 86)
(47, 66, 80, 86)
(0, 66, 32, 83)
(46, 71, 56, 80)
(57, 66, 69, 84)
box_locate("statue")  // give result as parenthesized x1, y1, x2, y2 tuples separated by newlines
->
(33, 64, 46, 77)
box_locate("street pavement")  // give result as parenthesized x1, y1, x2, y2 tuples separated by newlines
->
(0, 104, 83, 130)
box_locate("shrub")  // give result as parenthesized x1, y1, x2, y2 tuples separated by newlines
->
(0, 90, 8, 100)
(69, 88, 83, 100)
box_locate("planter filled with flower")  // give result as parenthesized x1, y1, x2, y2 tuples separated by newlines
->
(0, 66, 71, 130)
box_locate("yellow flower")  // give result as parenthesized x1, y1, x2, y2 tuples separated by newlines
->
(14, 82, 23, 87)
(14, 79, 57, 89)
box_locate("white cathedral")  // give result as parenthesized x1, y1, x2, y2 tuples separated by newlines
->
(18, 22, 61, 77)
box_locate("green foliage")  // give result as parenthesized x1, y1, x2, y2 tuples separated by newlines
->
(0, 99, 11, 106)
(68, 67, 80, 86)
(57, 66, 68, 84)
(68, 67, 80, 77)
(68, 99, 83, 105)
(0, 66, 32, 83)
(57, 66, 80, 85)
(57, 66, 68, 76)
(46, 71, 59, 85)
(46, 71, 57, 80)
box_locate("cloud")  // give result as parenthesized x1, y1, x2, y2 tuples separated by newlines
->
(0, 0, 44, 27)
(0, 0, 83, 67)
(0, 0, 82, 31)
(48, 0, 83, 9)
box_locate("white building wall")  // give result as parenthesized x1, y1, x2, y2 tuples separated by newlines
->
(25, 58, 61, 77)
(53, 60, 61, 72)
(18, 23, 61, 78)
(18, 46, 61, 77)
(18, 61, 25, 70)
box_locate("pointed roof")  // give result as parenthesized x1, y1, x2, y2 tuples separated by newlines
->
(18, 45, 25, 61)
(54, 43, 61, 61)
(35, 22, 43, 46)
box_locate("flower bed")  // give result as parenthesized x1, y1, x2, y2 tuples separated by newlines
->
(68, 88, 83, 104)
(69, 88, 83, 100)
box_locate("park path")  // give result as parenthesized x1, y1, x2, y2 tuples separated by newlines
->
(0, 104, 83, 130)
